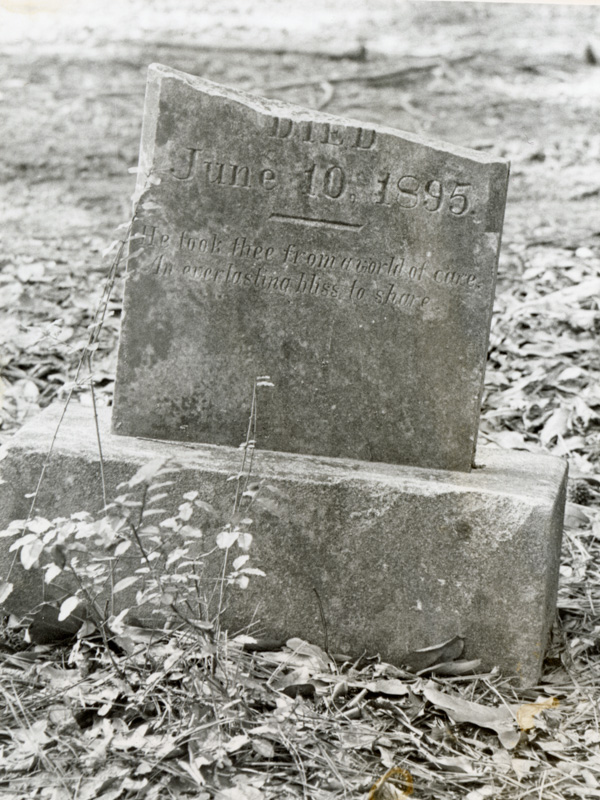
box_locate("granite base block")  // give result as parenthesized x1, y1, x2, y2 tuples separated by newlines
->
(0, 403, 567, 684)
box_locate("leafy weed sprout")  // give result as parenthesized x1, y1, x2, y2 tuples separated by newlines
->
(0, 376, 273, 645)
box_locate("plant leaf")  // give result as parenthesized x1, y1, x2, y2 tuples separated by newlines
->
(113, 576, 140, 594)
(44, 564, 62, 584)
(21, 538, 44, 570)
(516, 697, 559, 731)
(423, 682, 520, 749)
(114, 540, 132, 556)
(365, 678, 409, 696)
(217, 529, 239, 549)
(58, 596, 80, 622)
(402, 635, 465, 671)
(27, 517, 52, 534)
(237, 532, 253, 550)
(0, 581, 13, 603)
(128, 458, 167, 487)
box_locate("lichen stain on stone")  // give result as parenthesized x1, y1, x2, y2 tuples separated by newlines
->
(161, 392, 217, 439)
(454, 519, 473, 541)
(123, 278, 174, 371)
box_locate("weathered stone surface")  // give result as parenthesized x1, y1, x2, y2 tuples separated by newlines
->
(1, 404, 566, 684)
(112, 64, 509, 471)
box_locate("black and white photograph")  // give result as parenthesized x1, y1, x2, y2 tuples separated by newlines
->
(0, 1, 599, 797)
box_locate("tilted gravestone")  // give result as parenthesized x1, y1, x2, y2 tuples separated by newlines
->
(112, 64, 508, 472)
(0, 65, 567, 684)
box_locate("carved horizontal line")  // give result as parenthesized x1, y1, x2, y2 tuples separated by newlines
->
(269, 213, 363, 231)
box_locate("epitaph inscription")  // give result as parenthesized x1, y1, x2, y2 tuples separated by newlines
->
(112, 64, 509, 470)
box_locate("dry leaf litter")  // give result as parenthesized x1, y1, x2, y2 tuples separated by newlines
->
(0, 4, 599, 799)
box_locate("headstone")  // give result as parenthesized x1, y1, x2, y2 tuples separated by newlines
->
(0, 65, 567, 687)
(112, 64, 509, 471)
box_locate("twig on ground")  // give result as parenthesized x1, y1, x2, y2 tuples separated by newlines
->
(261, 54, 475, 93)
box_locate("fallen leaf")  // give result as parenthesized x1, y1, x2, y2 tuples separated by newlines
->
(225, 734, 249, 753)
(435, 754, 479, 773)
(514, 278, 600, 315)
(17, 262, 46, 282)
(540, 407, 570, 445)
(516, 697, 559, 731)
(492, 749, 512, 772)
(466, 787, 496, 800)
(582, 769, 600, 788)
(365, 679, 409, 696)
(511, 758, 538, 777)
(565, 502, 592, 527)
(252, 738, 275, 758)
(285, 638, 333, 670)
(426, 659, 482, 677)
(584, 729, 600, 745)
(423, 682, 520, 749)
(368, 767, 413, 800)
(484, 430, 530, 450)
(402, 635, 464, 671)
(282, 683, 316, 700)
(215, 787, 263, 800)
(538, 740, 567, 755)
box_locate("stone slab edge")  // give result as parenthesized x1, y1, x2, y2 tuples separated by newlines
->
(0, 404, 568, 685)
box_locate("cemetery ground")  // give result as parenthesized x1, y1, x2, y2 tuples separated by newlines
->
(0, 1, 600, 798)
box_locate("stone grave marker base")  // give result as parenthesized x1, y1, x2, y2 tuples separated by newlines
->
(0, 403, 566, 685)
